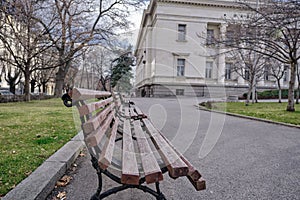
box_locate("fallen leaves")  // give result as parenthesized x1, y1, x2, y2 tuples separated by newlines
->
(51, 176, 70, 200)
(50, 191, 67, 200)
(55, 175, 72, 187)
(25, 171, 32, 176)
(79, 152, 86, 157)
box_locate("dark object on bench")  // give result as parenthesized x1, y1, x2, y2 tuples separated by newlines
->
(61, 90, 73, 107)
(62, 88, 205, 199)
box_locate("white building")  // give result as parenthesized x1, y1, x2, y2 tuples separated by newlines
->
(134, 0, 291, 97)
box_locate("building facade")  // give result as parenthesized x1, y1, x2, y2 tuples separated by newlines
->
(134, 0, 292, 97)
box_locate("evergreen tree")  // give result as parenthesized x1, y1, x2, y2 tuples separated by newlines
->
(110, 52, 134, 93)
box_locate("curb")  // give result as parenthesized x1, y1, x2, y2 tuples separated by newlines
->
(2, 131, 85, 200)
(197, 105, 300, 129)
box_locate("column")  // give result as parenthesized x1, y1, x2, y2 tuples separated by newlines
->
(218, 23, 227, 84)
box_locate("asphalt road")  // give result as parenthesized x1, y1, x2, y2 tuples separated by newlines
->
(47, 97, 300, 200)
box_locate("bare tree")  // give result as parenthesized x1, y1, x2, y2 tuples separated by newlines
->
(32, 68, 56, 94)
(1, 60, 22, 94)
(230, 0, 300, 111)
(38, 0, 145, 97)
(89, 46, 114, 91)
(0, 0, 59, 101)
(229, 48, 266, 105)
(266, 58, 285, 103)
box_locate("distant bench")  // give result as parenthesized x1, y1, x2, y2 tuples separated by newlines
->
(62, 88, 205, 199)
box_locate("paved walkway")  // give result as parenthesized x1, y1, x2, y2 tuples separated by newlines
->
(47, 97, 300, 200)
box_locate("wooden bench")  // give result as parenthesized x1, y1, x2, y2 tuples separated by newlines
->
(64, 88, 205, 199)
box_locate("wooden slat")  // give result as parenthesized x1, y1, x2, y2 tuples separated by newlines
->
(133, 105, 144, 116)
(159, 133, 202, 181)
(130, 107, 138, 119)
(72, 88, 111, 101)
(159, 133, 206, 190)
(114, 97, 121, 108)
(142, 119, 188, 178)
(84, 111, 114, 147)
(82, 103, 114, 134)
(121, 119, 139, 185)
(98, 118, 119, 169)
(187, 177, 206, 191)
(133, 105, 147, 119)
(133, 120, 163, 184)
(124, 107, 130, 118)
(78, 97, 113, 116)
(112, 93, 121, 106)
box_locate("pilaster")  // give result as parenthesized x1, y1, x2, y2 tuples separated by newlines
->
(218, 23, 227, 84)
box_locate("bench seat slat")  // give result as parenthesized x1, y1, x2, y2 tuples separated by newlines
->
(130, 107, 139, 119)
(98, 118, 119, 169)
(72, 88, 111, 100)
(133, 105, 147, 119)
(133, 120, 163, 184)
(82, 103, 114, 134)
(188, 177, 206, 191)
(121, 119, 140, 185)
(142, 119, 188, 178)
(159, 133, 202, 181)
(159, 133, 206, 190)
(78, 97, 113, 116)
(124, 107, 130, 118)
(84, 111, 114, 147)
(133, 105, 144, 116)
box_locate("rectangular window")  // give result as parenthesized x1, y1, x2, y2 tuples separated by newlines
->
(264, 65, 271, 81)
(206, 29, 214, 45)
(205, 61, 213, 78)
(178, 24, 186, 41)
(225, 63, 232, 80)
(283, 65, 289, 82)
(264, 71, 269, 80)
(264, 69, 269, 81)
(226, 31, 234, 46)
(176, 89, 184, 96)
(177, 59, 185, 76)
(245, 69, 250, 80)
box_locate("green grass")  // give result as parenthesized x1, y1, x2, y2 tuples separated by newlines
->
(207, 102, 300, 125)
(0, 98, 76, 196)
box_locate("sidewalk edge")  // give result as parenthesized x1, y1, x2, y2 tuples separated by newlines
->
(2, 131, 85, 200)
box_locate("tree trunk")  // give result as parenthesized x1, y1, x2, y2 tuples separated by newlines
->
(30, 80, 35, 93)
(252, 85, 256, 104)
(246, 86, 252, 106)
(286, 62, 296, 111)
(277, 79, 282, 103)
(42, 82, 46, 94)
(54, 65, 68, 97)
(24, 68, 31, 101)
(296, 84, 299, 104)
(9, 82, 16, 94)
(296, 71, 299, 104)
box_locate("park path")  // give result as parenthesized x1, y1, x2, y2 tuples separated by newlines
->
(47, 97, 300, 200)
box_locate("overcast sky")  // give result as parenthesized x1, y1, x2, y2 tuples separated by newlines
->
(126, 2, 149, 47)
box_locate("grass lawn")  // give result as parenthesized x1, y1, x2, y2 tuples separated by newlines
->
(206, 102, 300, 125)
(0, 98, 76, 196)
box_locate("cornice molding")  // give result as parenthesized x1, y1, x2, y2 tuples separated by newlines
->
(157, 0, 241, 9)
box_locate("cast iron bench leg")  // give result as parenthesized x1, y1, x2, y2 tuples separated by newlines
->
(156, 182, 166, 200)
(90, 156, 103, 200)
